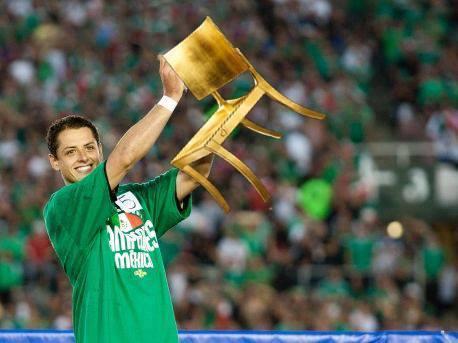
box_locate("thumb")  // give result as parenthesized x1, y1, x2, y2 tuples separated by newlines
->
(158, 55, 165, 71)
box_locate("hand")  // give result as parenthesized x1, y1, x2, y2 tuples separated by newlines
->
(158, 55, 184, 102)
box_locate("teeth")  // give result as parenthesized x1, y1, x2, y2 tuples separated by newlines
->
(76, 166, 92, 172)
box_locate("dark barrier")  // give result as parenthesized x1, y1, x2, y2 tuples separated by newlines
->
(0, 330, 457, 342)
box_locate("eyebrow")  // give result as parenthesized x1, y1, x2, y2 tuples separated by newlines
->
(62, 142, 96, 151)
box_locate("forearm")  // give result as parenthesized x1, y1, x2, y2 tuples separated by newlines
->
(114, 104, 173, 168)
(106, 102, 177, 190)
(106, 55, 184, 190)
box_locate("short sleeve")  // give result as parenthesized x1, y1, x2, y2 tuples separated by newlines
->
(123, 168, 191, 238)
(43, 161, 115, 281)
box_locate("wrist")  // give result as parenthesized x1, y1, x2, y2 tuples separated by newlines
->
(158, 95, 178, 112)
(164, 92, 182, 103)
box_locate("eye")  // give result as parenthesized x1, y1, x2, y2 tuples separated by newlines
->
(86, 145, 95, 151)
(66, 149, 76, 156)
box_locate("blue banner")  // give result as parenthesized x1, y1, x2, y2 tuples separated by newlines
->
(0, 330, 457, 342)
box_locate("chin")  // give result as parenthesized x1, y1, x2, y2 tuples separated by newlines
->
(65, 173, 88, 184)
(76, 172, 91, 180)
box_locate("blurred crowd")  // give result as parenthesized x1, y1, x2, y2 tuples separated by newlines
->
(1, 0, 457, 332)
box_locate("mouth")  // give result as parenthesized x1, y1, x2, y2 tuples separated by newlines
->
(74, 164, 93, 174)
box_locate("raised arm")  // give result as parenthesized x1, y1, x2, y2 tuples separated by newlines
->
(106, 56, 184, 190)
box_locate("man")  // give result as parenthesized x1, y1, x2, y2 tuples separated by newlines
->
(43, 56, 212, 342)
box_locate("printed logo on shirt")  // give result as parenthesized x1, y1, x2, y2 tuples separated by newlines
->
(107, 191, 158, 272)
(115, 191, 143, 213)
(134, 269, 147, 278)
(106, 219, 159, 270)
(119, 212, 143, 233)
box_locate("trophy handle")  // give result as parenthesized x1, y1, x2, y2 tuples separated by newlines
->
(241, 119, 282, 139)
(235, 49, 326, 120)
(181, 164, 231, 213)
(171, 148, 231, 211)
(206, 140, 271, 202)
(259, 77, 325, 120)
(172, 138, 271, 213)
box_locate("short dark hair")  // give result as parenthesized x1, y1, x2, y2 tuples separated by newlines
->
(46, 115, 101, 157)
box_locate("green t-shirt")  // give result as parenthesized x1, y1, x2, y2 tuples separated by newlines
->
(345, 235, 375, 273)
(43, 162, 191, 343)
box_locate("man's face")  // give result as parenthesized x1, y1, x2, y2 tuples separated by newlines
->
(48, 127, 103, 184)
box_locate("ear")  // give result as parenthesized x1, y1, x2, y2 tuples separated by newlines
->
(48, 154, 60, 171)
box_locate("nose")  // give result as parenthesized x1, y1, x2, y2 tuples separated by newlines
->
(77, 149, 89, 162)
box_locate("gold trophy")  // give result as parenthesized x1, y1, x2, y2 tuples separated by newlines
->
(164, 17, 325, 212)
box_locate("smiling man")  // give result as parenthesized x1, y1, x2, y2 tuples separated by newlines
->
(43, 56, 211, 343)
